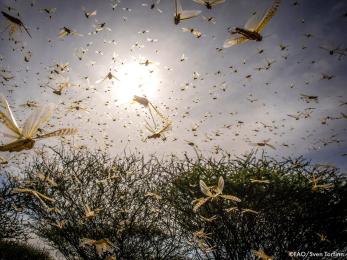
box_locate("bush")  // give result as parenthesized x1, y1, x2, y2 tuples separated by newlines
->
(13, 146, 188, 259)
(0, 174, 26, 240)
(0, 240, 52, 260)
(11, 147, 347, 259)
(163, 153, 347, 259)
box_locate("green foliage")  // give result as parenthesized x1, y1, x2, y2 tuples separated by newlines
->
(164, 153, 347, 259)
(0, 240, 52, 260)
(8, 147, 347, 259)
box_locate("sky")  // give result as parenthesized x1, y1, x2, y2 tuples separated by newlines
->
(0, 0, 347, 171)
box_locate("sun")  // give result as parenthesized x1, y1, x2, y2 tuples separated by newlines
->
(112, 61, 160, 104)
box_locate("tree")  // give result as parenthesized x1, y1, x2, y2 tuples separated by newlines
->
(0, 172, 27, 241)
(11, 147, 347, 259)
(13, 146, 189, 259)
(163, 153, 347, 259)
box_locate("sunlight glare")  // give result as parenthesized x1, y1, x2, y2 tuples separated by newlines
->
(113, 62, 160, 104)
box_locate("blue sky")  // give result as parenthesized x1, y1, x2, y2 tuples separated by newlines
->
(0, 0, 346, 170)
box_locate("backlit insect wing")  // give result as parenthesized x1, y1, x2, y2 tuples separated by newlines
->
(96, 74, 109, 84)
(192, 0, 205, 5)
(95, 77, 105, 84)
(161, 120, 172, 132)
(21, 103, 55, 139)
(244, 12, 265, 31)
(36, 128, 78, 139)
(149, 120, 172, 139)
(175, 0, 201, 21)
(182, 27, 202, 38)
(175, 0, 182, 16)
(83, 8, 97, 18)
(223, 36, 249, 48)
(199, 180, 213, 197)
(219, 194, 241, 202)
(180, 10, 201, 20)
(250, 179, 270, 184)
(254, 0, 281, 33)
(0, 95, 22, 138)
(144, 119, 156, 133)
(216, 176, 224, 194)
(144, 119, 170, 139)
(58, 27, 81, 38)
(71, 31, 82, 37)
(148, 103, 169, 122)
(210, 0, 225, 6)
(58, 28, 68, 38)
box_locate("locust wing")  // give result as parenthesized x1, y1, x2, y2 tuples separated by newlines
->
(223, 36, 249, 48)
(176, 0, 201, 20)
(210, 0, 225, 5)
(244, 11, 265, 31)
(254, 0, 281, 33)
(216, 176, 224, 194)
(35, 128, 77, 139)
(180, 10, 201, 20)
(22, 103, 55, 138)
(200, 180, 213, 197)
(175, 0, 183, 15)
(193, 0, 205, 4)
(0, 95, 22, 138)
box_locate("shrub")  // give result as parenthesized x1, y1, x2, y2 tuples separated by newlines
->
(0, 174, 26, 240)
(11, 147, 347, 259)
(13, 146, 188, 259)
(163, 153, 347, 259)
